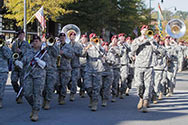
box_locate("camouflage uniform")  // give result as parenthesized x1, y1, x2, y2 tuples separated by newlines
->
(109, 45, 121, 98)
(0, 46, 12, 101)
(177, 44, 186, 72)
(130, 37, 161, 101)
(118, 42, 130, 96)
(43, 44, 59, 102)
(58, 43, 74, 98)
(165, 45, 178, 93)
(11, 40, 31, 94)
(78, 43, 88, 95)
(70, 41, 84, 95)
(100, 48, 115, 102)
(84, 44, 105, 106)
(22, 47, 51, 111)
(152, 46, 168, 97)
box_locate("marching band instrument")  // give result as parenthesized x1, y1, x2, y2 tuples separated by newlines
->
(57, 55, 62, 67)
(166, 19, 186, 39)
(12, 53, 20, 60)
(47, 36, 55, 46)
(17, 46, 48, 100)
(61, 24, 81, 43)
(90, 36, 100, 44)
(145, 30, 154, 39)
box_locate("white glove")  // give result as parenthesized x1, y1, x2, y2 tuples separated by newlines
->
(15, 60, 23, 69)
(35, 57, 46, 69)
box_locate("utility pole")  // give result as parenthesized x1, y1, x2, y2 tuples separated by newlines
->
(24, 0, 27, 40)
(0, 0, 4, 35)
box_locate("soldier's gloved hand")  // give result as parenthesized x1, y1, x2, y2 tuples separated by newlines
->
(15, 60, 23, 69)
(35, 57, 46, 69)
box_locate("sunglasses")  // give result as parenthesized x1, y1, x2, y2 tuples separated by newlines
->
(70, 33, 76, 36)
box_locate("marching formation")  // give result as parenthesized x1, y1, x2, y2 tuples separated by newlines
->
(0, 23, 188, 122)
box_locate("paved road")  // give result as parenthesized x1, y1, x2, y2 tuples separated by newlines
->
(0, 71, 188, 125)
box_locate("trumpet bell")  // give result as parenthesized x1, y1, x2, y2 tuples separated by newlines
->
(166, 19, 186, 39)
(12, 53, 19, 60)
(47, 37, 55, 46)
(145, 30, 153, 39)
(61, 24, 81, 43)
(91, 36, 100, 44)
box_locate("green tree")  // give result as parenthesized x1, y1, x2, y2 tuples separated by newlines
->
(4, 0, 76, 26)
(60, 0, 150, 37)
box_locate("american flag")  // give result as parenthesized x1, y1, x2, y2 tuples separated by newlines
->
(35, 6, 46, 31)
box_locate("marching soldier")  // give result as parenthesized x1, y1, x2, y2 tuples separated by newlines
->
(42, 35, 59, 110)
(57, 33, 74, 105)
(126, 37, 134, 96)
(109, 35, 121, 102)
(165, 37, 178, 97)
(130, 25, 163, 113)
(83, 35, 105, 111)
(22, 35, 51, 121)
(11, 29, 31, 104)
(0, 35, 12, 108)
(78, 34, 88, 98)
(69, 31, 85, 101)
(118, 33, 130, 99)
(100, 42, 114, 107)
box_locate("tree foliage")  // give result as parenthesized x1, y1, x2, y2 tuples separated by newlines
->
(4, 0, 76, 26)
(59, 0, 151, 36)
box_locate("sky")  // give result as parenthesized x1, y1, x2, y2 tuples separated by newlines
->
(144, 0, 188, 12)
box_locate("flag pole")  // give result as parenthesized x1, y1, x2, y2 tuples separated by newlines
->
(24, 0, 27, 40)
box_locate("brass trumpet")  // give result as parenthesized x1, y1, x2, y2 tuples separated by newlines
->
(90, 36, 100, 44)
(47, 37, 55, 46)
(145, 30, 153, 39)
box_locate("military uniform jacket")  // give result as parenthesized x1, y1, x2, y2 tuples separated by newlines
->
(153, 46, 168, 70)
(118, 42, 130, 66)
(70, 41, 84, 68)
(79, 43, 88, 67)
(0, 46, 12, 73)
(22, 47, 51, 78)
(46, 44, 59, 71)
(130, 36, 161, 68)
(108, 45, 121, 69)
(165, 45, 178, 63)
(58, 43, 74, 71)
(84, 44, 105, 73)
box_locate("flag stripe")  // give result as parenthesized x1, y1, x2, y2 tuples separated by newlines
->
(34, 6, 46, 31)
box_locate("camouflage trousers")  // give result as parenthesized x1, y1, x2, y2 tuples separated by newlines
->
(70, 68, 80, 94)
(11, 69, 23, 94)
(153, 70, 163, 94)
(84, 72, 102, 102)
(43, 70, 57, 101)
(172, 63, 178, 88)
(120, 65, 129, 94)
(77, 66, 85, 92)
(23, 75, 46, 111)
(111, 68, 120, 96)
(0, 72, 8, 100)
(58, 70, 71, 97)
(100, 70, 114, 100)
(134, 67, 153, 100)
